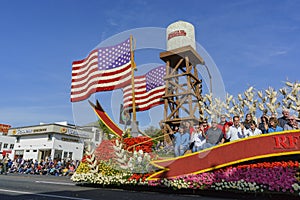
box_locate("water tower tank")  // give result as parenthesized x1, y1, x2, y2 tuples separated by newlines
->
(166, 21, 196, 51)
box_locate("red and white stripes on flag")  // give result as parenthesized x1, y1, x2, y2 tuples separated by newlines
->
(71, 38, 132, 102)
(123, 66, 166, 112)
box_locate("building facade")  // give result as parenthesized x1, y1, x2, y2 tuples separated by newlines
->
(0, 135, 16, 160)
(7, 122, 100, 162)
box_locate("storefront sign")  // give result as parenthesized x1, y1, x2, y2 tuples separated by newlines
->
(60, 128, 79, 136)
(33, 128, 47, 133)
(15, 129, 33, 135)
(61, 137, 79, 143)
(0, 124, 11, 134)
(13, 128, 48, 135)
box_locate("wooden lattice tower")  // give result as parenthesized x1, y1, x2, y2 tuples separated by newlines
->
(160, 45, 204, 143)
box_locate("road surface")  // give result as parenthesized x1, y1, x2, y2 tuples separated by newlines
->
(0, 173, 237, 200)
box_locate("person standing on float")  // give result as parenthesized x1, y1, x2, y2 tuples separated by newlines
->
(226, 116, 247, 141)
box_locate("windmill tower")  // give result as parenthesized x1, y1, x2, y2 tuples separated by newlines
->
(160, 21, 204, 142)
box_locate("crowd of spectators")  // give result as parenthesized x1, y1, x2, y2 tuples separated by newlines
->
(170, 109, 299, 157)
(0, 156, 78, 176)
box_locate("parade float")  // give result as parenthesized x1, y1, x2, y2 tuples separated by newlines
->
(70, 21, 300, 198)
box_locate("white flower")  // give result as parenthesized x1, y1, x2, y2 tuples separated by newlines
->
(292, 183, 300, 191)
(137, 156, 143, 164)
(138, 149, 143, 155)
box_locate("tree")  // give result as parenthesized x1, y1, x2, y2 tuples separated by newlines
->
(143, 126, 162, 137)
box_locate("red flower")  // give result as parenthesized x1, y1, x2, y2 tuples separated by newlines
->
(232, 160, 299, 170)
(128, 173, 152, 182)
(94, 139, 116, 161)
(81, 154, 91, 163)
(123, 136, 153, 153)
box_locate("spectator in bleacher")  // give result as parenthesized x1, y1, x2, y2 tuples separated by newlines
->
(222, 121, 233, 143)
(190, 123, 206, 152)
(65, 163, 75, 176)
(202, 119, 225, 149)
(217, 114, 227, 130)
(24, 164, 34, 174)
(8, 162, 18, 173)
(1, 154, 9, 175)
(4, 157, 78, 176)
(171, 126, 180, 157)
(245, 120, 262, 137)
(184, 121, 195, 135)
(202, 119, 210, 133)
(278, 109, 290, 128)
(217, 114, 228, 142)
(258, 115, 269, 134)
(226, 116, 247, 141)
(243, 113, 253, 129)
(49, 164, 58, 175)
(284, 115, 299, 130)
(268, 117, 283, 133)
(180, 125, 190, 156)
(172, 125, 190, 157)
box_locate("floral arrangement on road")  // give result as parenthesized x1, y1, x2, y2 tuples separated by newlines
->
(148, 160, 300, 194)
(72, 81, 300, 198)
(72, 135, 300, 197)
(72, 136, 156, 185)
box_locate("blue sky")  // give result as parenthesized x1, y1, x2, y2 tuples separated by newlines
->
(0, 0, 299, 128)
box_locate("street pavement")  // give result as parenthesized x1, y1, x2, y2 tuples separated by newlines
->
(0, 173, 238, 200)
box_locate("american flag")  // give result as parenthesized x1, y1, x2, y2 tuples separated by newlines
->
(71, 38, 132, 102)
(123, 66, 166, 112)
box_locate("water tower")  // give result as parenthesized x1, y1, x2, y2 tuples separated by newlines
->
(160, 21, 204, 142)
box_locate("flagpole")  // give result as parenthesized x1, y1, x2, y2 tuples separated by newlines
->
(130, 35, 139, 137)
(130, 35, 136, 121)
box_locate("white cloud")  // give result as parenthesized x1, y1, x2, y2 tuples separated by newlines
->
(270, 50, 288, 56)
